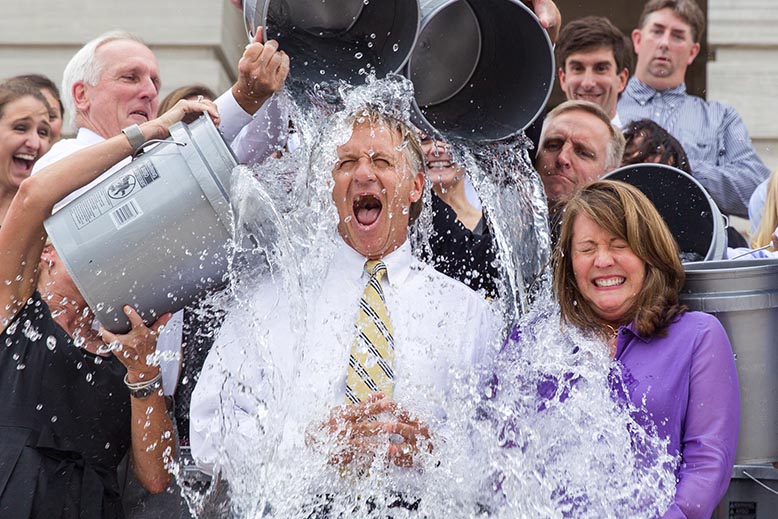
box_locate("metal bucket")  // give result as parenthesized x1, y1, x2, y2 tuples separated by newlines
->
(44, 115, 236, 333)
(243, 0, 420, 85)
(604, 164, 728, 262)
(681, 259, 778, 464)
(406, 0, 554, 141)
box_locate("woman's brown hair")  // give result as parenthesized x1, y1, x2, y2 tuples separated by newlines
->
(553, 180, 686, 338)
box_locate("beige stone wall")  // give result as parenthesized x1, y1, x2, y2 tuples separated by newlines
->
(708, 0, 778, 172)
(0, 0, 246, 136)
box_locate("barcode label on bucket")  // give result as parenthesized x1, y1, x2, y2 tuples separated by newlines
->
(110, 199, 143, 229)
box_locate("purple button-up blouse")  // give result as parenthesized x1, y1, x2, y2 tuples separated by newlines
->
(613, 311, 739, 518)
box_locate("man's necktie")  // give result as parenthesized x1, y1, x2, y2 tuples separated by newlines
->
(345, 260, 395, 404)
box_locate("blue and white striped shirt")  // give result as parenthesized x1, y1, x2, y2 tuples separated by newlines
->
(618, 77, 770, 217)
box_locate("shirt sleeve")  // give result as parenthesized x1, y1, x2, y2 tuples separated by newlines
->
(662, 315, 739, 519)
(690, 105, 770, 217)
(229, 95, 288, 165)
(748, 179, 769, 235)
(215, 89, 253, 144)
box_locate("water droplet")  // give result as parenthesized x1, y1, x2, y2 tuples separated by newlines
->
(86, 373, 93, 383)
(46, 335, 57, 350)
(392, 43, 399, 52)
(354, 52, 363, 59)
(36, 403, 43, 411)
(105, 442, 111, 449)
(50, 415, 57, 423)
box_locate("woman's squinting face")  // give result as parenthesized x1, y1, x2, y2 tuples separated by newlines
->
(571, 213, 646, 324)
(0, 96, 51, 190)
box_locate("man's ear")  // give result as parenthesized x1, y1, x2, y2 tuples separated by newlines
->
(409, 171, 425, 203)
(617, 68, 629, 93)
(631, 28, 642, 55)
(687, 42, 701, 65)
(72, 81, 89, 112)
(558, 67, 568, 90)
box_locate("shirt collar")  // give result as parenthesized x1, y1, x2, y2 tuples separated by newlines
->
(625, 77, 687, 104)
(338, 239, 413, 289)
(76, 127, 107, 145)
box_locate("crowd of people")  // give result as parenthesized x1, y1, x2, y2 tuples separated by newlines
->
(1, 0, 777, 518)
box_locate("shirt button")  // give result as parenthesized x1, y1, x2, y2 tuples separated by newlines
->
(656, 93, 662, 98)
(655, 112, 661, 117)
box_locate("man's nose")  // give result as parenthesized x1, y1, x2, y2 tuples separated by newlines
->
(581, 69, 596, 89)
(556, 143, 573, 167)
(353, 158, 377, 182)
(139, 76, 158, 99)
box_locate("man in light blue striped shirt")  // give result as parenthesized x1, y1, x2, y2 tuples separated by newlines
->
(617, 0, 770, 217)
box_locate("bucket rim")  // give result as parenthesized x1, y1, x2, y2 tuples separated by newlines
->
(407, 0, 554, 141)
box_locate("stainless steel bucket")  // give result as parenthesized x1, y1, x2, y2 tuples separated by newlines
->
(406, 0, 554, 141)
(44, 115, 236, 333)
(243, 0, 420, 85)
(681, 259, 778, 464)
(604, 164, 728, 262)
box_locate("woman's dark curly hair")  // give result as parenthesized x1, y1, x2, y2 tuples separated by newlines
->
(553, 180, 687, 338)
(622, 119, 691, 174)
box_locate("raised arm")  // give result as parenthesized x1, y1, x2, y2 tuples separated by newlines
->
(0, 99, 219, 329)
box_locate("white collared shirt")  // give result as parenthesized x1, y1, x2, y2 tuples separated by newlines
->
(189, 240, 498, 476)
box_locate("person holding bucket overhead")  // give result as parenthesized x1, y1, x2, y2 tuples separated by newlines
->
(0, 98, 218, 517)
(545, 180, 739, 517)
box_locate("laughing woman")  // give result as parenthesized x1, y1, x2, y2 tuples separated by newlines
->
(0, 98, 218, 518)
(0, 82, 52, 223)
(553, 180, 739, 518)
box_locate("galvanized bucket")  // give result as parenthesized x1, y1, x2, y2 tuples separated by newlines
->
(44, 115, 236, 333)
(243, 0, 420, 86)
(682, 259, 778, 464)
(604, 164, 728, 262)
(406, 0, 554, 141)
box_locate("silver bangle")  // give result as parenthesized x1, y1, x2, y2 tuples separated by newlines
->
(121, 123, 146, 154)
(124, 371, 162, 399)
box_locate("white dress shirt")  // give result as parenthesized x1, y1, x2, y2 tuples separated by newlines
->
(189, 240, 498, 477)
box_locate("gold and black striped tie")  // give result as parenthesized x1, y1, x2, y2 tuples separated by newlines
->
(345, 260, 395, 404)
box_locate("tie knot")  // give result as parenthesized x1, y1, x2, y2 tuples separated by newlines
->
(365, 260, 387, 281)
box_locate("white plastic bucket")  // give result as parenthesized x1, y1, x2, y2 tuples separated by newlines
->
(44, 115, 236, 333)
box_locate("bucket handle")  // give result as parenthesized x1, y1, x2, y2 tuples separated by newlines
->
(721, 213, 729, 229)
(742, 470, 778, 496)
(133, 139, 186, 159)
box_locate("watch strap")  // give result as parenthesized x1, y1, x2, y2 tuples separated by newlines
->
(121, 124, 146, 154)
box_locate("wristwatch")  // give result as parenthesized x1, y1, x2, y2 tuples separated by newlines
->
(121, 124, 146, 154)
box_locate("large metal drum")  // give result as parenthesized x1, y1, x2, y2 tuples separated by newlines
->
(681, 259, 778, 464)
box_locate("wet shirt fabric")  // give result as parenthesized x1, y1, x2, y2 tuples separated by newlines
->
(0, 291, 130, 519)
(618, 77, 770, 217)
(612, 311, 739, 519)
(190, 240, 498, 477)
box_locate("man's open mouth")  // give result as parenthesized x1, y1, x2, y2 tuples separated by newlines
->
(353, 194, 383, 227)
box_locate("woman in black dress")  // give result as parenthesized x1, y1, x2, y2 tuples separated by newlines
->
(0, 98, 219, 518)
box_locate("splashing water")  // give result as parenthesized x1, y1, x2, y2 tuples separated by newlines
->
(180, 75, 676, 518)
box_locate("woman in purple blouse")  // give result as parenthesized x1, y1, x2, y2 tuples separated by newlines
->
(552, 180, 740, 518)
